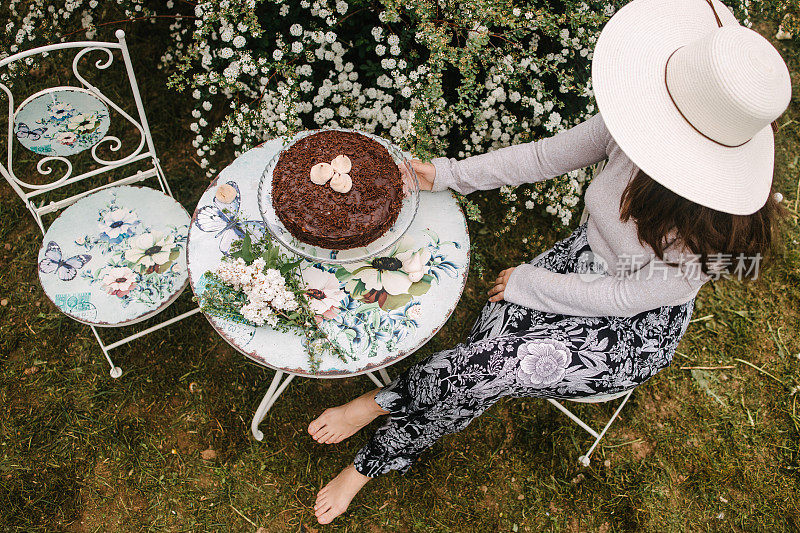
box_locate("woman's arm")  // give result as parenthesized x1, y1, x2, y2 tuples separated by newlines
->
(429, 114, 611, 195)
(502, 262, 705, 317)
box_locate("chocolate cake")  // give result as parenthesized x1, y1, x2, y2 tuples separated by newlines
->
(272, 131, 403, 250)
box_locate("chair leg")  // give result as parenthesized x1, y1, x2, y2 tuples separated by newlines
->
(547, 399, 600, 438)
(577, 390, 635, 467)
(251, 371, 295, 441)
(90, 326, 123, 379)
(88, 307, 202, 379)
(103, 308, 202, 350)
(154, 158, 173, 198)
(29, 202, 46, 236)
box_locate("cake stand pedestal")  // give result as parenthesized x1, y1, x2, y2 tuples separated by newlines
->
(187, 139, 470, 440)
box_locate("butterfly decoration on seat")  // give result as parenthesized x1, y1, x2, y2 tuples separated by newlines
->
(15, 122, 47, 141)
(38, 241, 92, 281)
(195, 181, 266, 255)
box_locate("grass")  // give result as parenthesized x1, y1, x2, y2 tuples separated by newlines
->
(1, 18, 799, 533)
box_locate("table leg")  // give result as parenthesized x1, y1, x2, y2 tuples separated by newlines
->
(251, 370, 295, 441)
(365, 371, 383, 388)
(366, 368, 393, 387)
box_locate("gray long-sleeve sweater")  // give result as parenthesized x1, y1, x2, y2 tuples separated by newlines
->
(430, 114, 707, 317)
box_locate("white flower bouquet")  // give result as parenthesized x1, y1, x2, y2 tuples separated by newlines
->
(197, 231, 345, 370)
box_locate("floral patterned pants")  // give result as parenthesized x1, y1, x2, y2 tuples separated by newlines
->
(353, 224, 694, 477)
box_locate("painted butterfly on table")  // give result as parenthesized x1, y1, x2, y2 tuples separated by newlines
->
(15, 122, 47, 141)
(38, 241, 92, 281)
(195, 180, 266, 255)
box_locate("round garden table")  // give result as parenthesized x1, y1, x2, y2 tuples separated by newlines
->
(187, 139, 470, 440)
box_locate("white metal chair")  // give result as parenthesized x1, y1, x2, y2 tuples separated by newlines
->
(0, 30, 200, 378)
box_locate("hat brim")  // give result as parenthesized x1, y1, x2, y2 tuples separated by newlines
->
(592, 0, 774, 215)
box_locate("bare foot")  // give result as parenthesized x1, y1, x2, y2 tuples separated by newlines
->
(308, 389, 388, 444)
(314, 464, 371, 524)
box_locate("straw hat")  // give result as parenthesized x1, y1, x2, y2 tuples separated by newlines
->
(592, 0, 792, 215)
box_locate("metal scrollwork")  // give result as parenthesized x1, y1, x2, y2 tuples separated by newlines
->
(0, 42, 154, 194)
(72, 46, 147, 168)
(36, 156, 74, 185)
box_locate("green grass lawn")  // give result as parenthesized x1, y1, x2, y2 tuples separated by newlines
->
(1, 20, 799, 533)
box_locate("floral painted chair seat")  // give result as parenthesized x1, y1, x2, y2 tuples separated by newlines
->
(37, 186, 189, 326)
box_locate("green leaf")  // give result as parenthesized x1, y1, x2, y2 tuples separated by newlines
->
(422, 228, 440, 244)
(335, 268, 353, 281)
(382, 293, 413, 310)
(262, 245, 280, 269)
(242, 232, 254, 261)
(279, 259, 302, 275)
(231, 231, 254, 263)
(345, 279, 367, 297)
(354, 302, 381, 314)
(408, 280, 432, 297)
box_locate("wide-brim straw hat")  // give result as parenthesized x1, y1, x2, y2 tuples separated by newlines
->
(592, 0, 792, 215)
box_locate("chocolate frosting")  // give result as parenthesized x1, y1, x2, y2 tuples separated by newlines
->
(272, 131, 403, 250)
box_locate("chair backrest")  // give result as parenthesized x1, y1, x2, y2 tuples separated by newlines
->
(0, 30, 171, 234)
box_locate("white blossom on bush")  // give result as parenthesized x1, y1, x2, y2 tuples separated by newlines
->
(1, 0, 763, 229)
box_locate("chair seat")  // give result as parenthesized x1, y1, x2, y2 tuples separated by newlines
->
(37, 185, 190, 327)
(567, 389, 632, 403)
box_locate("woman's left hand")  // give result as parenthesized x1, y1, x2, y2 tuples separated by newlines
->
(488, 267, 516, 302)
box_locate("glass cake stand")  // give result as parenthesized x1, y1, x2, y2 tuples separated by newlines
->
(257, 128, 420, 264)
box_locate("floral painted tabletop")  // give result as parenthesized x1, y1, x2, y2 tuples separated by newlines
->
(187, 139, 470, 378)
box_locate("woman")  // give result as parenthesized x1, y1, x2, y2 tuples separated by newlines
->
(307, 0, 791, 524)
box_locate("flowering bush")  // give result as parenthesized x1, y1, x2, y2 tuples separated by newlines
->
(3, 0, 776, 228)
(168, 0, 627, 227)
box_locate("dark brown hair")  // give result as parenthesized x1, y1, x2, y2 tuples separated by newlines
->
(619, 170, 784, 278)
